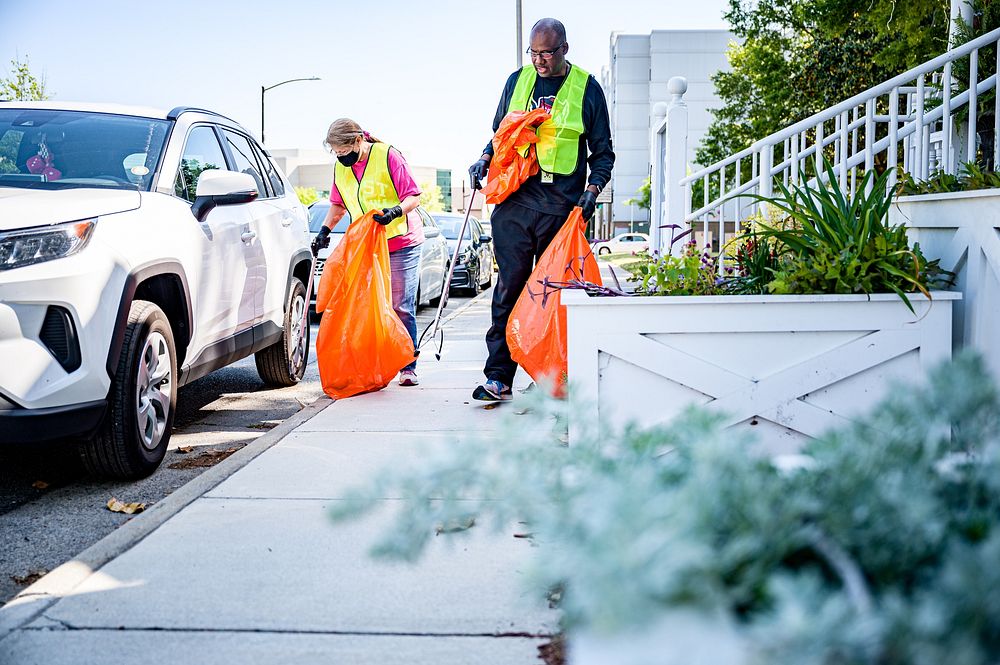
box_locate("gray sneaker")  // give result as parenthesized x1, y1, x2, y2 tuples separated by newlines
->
(473, 379, 512, 402)
(399, 369, 419, 386)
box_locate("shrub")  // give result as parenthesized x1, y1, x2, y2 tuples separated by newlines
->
(330, 352, 1000, 663)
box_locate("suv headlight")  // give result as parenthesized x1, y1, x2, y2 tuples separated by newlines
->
(0, 219, 96, 271)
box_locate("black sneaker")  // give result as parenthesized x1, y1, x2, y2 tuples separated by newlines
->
(473, 379, 512, 402)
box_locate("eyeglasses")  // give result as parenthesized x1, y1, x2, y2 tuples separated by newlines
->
(526, 43, 565, 60)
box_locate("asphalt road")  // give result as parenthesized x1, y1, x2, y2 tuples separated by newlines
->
(0, 292, 478, 604)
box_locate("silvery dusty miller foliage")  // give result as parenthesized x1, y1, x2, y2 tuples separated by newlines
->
(329, 353, 1000, 664)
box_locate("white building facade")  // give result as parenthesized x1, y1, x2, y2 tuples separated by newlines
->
(603, 30, 734, 236)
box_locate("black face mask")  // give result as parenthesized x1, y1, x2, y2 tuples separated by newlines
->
(337, 150, 360, 167)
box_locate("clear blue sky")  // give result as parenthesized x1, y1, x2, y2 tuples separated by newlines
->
(0, 0, 730, 185)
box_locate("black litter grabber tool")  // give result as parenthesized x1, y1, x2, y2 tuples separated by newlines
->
(418, 188, 480, 360)
(291, 243, 320, 374)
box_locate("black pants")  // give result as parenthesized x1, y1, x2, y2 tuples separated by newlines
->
(484, 201, 567, 385)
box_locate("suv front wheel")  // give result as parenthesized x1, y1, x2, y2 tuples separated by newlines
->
(79, 300, 176, 479)
(255, 278, 308, 387)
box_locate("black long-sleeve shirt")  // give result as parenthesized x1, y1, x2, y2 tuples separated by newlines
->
(483, 64, 615, 216)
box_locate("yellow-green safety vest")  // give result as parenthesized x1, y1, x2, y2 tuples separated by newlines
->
(334, 142, 408, 240)
(507, 63, 589, 175)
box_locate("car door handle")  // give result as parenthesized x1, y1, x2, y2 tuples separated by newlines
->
(241, 230, 257, 243)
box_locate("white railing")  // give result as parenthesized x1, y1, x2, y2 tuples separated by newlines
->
(652, 25, 1000, 258)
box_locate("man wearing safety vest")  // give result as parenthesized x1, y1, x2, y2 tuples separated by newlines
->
(468, 17, 615, 402)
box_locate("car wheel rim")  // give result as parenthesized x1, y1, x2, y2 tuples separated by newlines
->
(136, 331, 172, 451)
(290, 292, 307, 371)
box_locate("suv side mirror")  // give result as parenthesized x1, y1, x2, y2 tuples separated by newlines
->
(479, 234, 492, 243)
(424, 226, 441, 239)
(191, 170, 259, 222)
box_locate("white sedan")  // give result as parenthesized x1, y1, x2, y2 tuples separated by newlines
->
(592, 232, 649, 256)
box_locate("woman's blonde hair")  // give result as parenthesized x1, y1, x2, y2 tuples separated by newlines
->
(324, 118, 382, 150)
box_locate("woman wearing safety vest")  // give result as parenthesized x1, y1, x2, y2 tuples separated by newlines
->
(313, 118, 424, 386)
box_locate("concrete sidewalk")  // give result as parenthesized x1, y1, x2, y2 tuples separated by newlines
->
(0, 295, 557, 664)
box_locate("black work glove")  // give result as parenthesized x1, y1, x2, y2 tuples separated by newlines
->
(578, 189, 598, 220)
(373, 205, 403, 226)
(311, 225, 331, 256)
(469, 158, 489, 190)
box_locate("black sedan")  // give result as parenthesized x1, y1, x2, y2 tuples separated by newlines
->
(432, 213, 495, 295)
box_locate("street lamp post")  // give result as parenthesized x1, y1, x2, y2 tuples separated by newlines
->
(260, 76, 321, 145)
(516, 0, 523, 69)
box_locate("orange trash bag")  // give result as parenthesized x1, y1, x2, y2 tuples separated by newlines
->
(481, 108, 551, 205)
(314, 210, 415, 400)
(506, 207, 602, 397)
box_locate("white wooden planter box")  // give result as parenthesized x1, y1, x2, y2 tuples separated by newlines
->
(892, 189, 1000, 384)
(564, 290, 959, 453)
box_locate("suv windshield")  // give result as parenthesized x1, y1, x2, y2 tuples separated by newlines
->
(0, 109, 170, 191)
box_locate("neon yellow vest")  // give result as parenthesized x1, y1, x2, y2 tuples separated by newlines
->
(508, 63, 588, 175)
(334, 142, 408, 240)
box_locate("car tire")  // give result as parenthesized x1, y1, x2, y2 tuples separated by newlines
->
(598, 246, 611, 256)
(79, 300, 176, 479)
(256, 278, 309, 387)
(468, 264, 482, 295)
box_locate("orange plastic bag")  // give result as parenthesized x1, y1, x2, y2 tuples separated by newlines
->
(315, 210, 415, 399)
(481, 108, 551, 205)
(506, 207, 602, 396)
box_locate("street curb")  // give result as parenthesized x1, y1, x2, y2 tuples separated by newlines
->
(0, 394, 333, 643)
(0, 292, 489, 643)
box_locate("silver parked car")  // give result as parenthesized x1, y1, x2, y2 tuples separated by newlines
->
(307, 201, 449, 310)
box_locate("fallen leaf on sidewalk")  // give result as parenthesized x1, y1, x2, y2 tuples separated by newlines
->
(435, 516, 476, 535)
(11, 570, 48, 586)
(31, 480, 49, 490)
(176, 446, 194, 454)
(538, 634, 565, 665)
(167, 445, 244, 469)
(107, 498, 146, 514)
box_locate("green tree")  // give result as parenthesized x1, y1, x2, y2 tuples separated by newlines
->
(295, 186, 320, 207)
(0, 55, 50, 101)
(419, 181, 444, 212)
(696, 0, 951, 168)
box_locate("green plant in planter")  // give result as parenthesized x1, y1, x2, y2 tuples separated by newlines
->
(627, 239, 724, 296)
(329, 353, 1000, 663)
(898, 161, 1000, 196)
(722, 220, 781, 295)
(750, 166, 951, 311)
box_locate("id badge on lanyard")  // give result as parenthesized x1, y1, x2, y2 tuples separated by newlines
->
(540, 171, 554, 184)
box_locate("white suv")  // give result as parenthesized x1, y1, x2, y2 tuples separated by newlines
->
(0, 102, 313, 478)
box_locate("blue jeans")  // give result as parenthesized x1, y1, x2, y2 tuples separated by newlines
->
(390, 243, 421, 371)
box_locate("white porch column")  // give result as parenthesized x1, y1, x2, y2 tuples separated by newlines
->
(649, 102, 668, 256)
(950, 0, 974, 46)
(663, 76, 689, 255)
